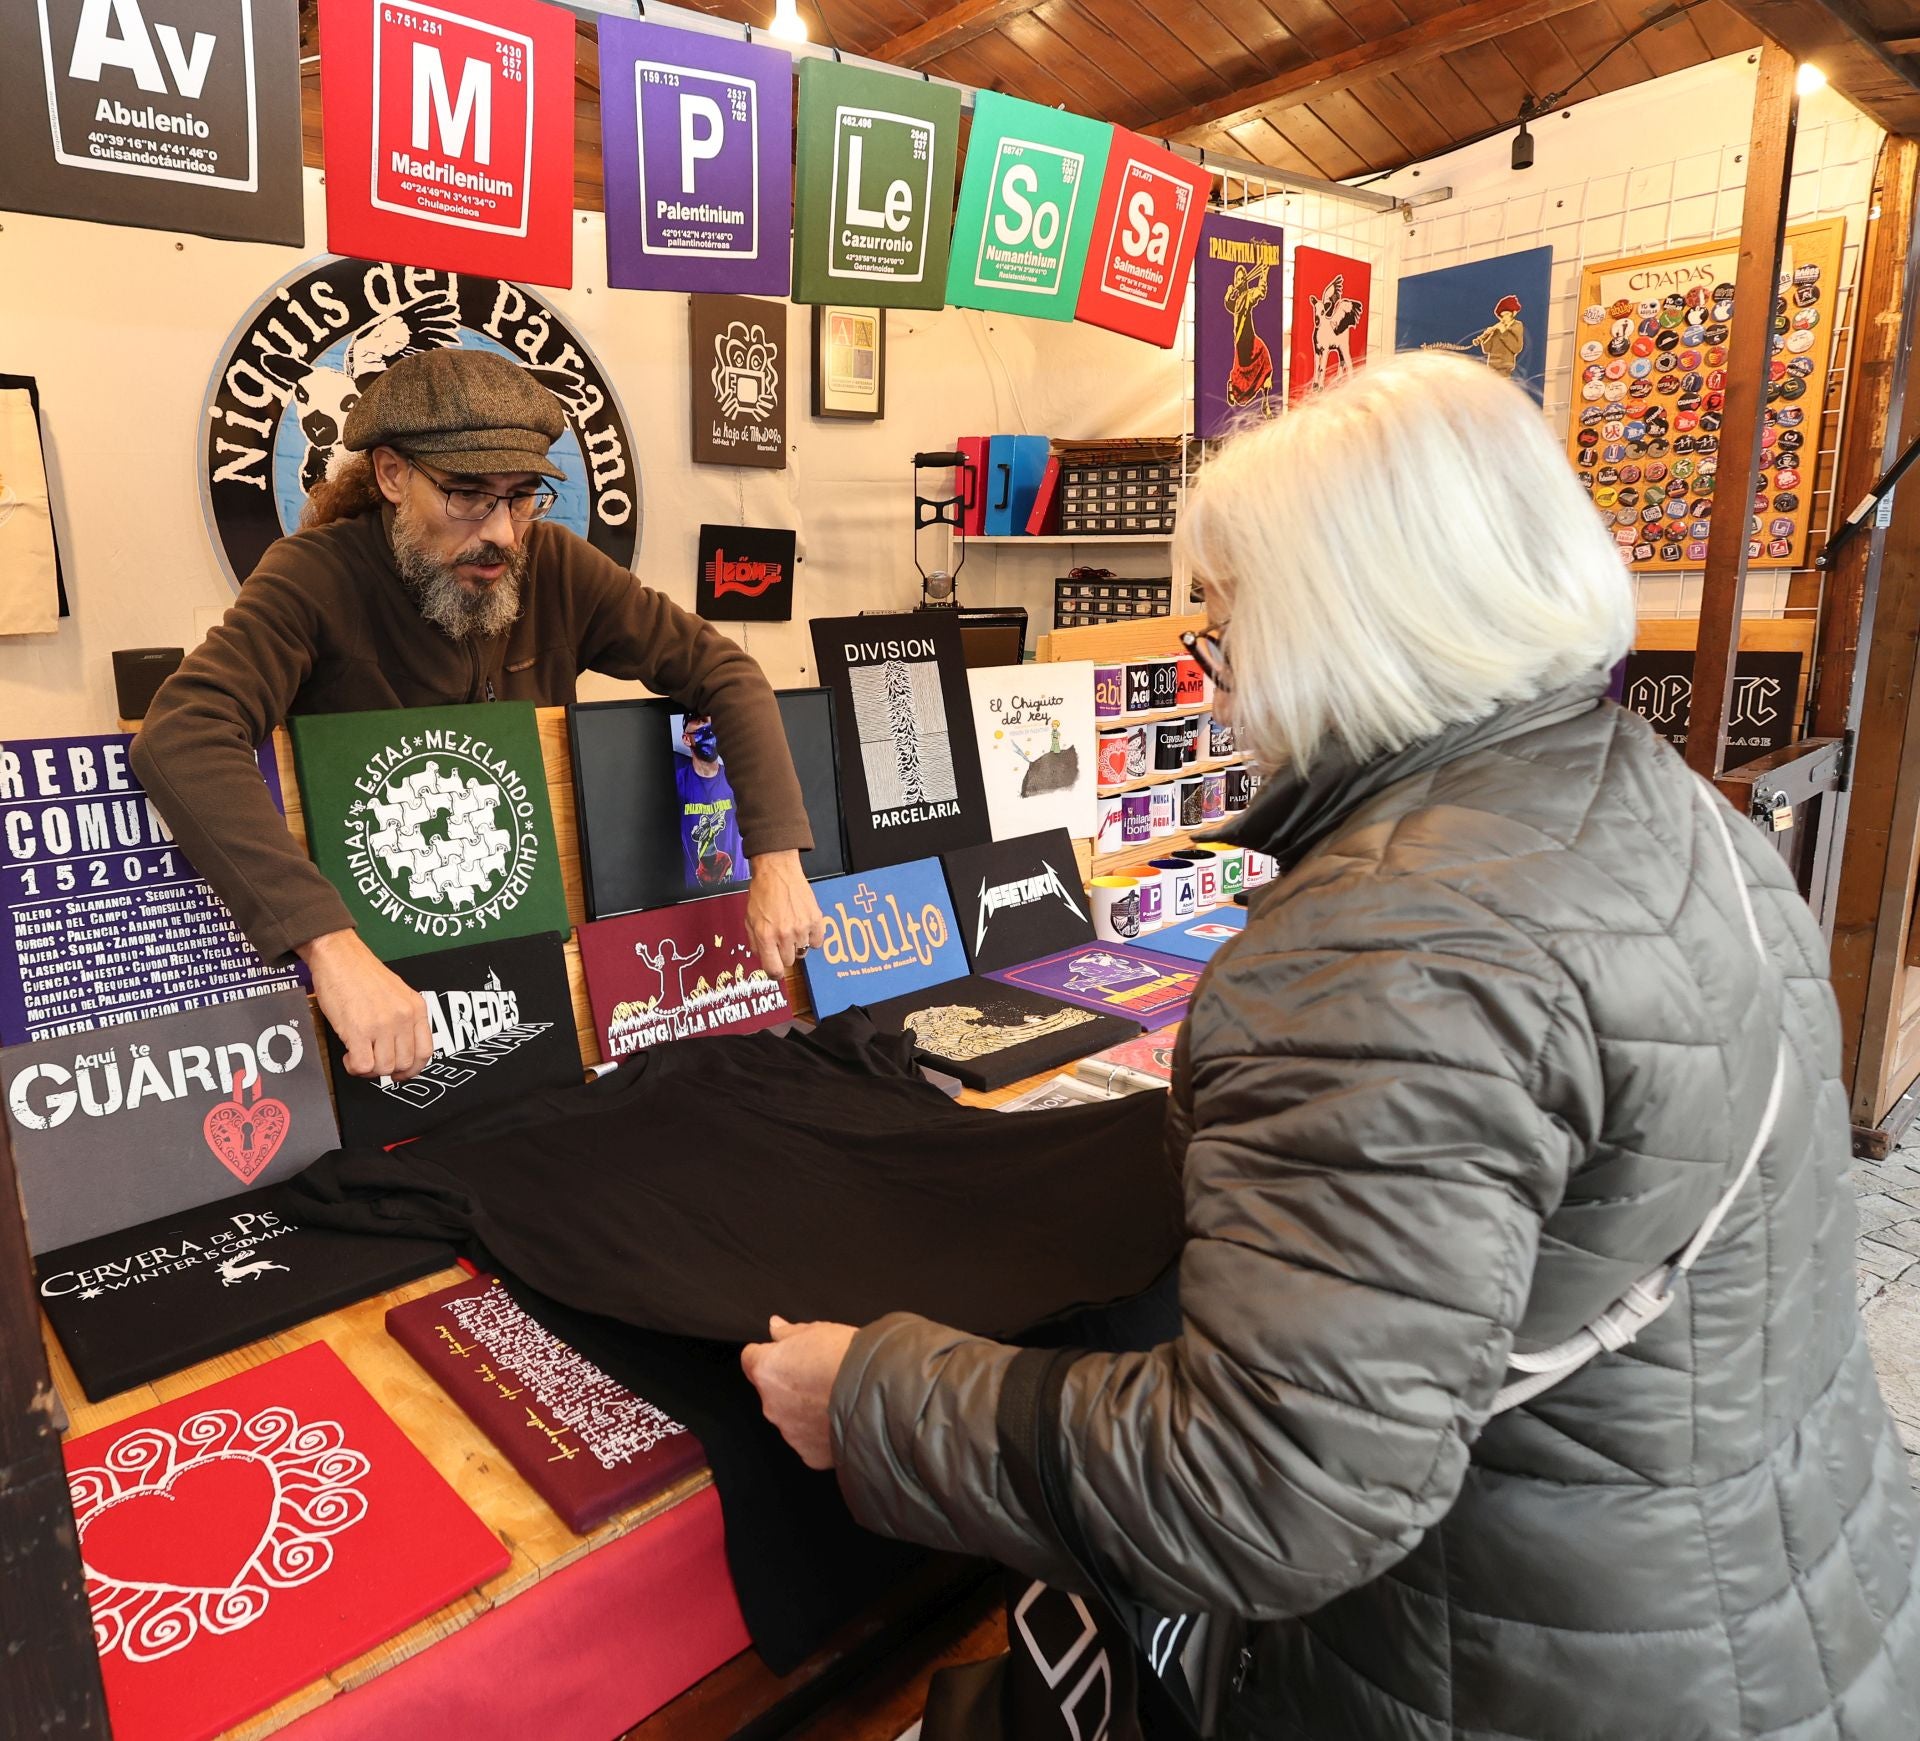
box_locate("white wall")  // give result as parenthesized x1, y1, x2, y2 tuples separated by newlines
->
(0, 170, 1185, 735)
(1371, 51, 1884, 619)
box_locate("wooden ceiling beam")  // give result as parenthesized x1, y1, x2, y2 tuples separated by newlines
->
(1143, 0, 1598, 141)
(873, 0, 1050, 69)
(1714, 0, 1920, 134)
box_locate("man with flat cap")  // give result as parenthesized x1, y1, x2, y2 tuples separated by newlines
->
(134, 348, 824, 1085)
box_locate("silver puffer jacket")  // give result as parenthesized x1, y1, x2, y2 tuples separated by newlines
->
(831, 671, 1920, 1739)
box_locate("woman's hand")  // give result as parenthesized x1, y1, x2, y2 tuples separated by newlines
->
(741, 1315, 857, 1470)
(745, 850, 827, 978)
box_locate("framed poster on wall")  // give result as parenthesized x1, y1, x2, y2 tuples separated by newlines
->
(812, 306, 886, 420)
(1565, 217, 1845, 574)
(1394, 245, 1554, 405)
(1288, 247, 1370, 405)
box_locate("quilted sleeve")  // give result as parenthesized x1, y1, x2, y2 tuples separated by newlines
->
(830, 869, 1602, 1619)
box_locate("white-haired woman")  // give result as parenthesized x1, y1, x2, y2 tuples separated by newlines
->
(745, 353, 1920, 1739)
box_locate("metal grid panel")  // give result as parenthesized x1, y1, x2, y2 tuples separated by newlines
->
(1397, 106, 1883, 621)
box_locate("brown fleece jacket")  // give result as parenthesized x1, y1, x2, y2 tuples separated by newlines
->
(132, 510, 811, 965)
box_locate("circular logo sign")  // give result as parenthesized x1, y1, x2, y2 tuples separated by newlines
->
(345, 731, 542, 938)
(201, 257, 640, 590)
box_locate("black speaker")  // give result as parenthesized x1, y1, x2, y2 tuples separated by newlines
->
(112, 647, 184, 720)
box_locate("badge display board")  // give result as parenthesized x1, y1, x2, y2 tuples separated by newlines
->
(966, 661, 1097, 842)
(64, 1341, 509, 1741)
(1395, 245, 1553, 405)
(698, 522, 796, 621)
(1620, 650, 1803, 771)
(319, 0, 577, 286)
(569, 690, 848, 919)
(1193, 214, 1285, 435)
(941, 828, 1094, 976)
(944, 92, 1109, 320)
(865, 976, 1137, 1092)
(389, 1276, 704, 1535)
(580, 892, 792, 1063)
(202, 258, 640, 593)
(804, 859, 967, 1020)
(691, 293, 789, 467)
(809, 612, 991, 870)
(37, 1183, 451, 1402)
(1072, 127, 1210, 348)
(0, 733, 301, 1046)
(597, 19, 792, 294)
(3, 986, 337, 1256)
(291, 702, 569, 961)
(791, 59, 961, 309)
(1289, 246, 1370, 404)
(1566, 219, 1844, 572)
(991, 943, 1201, 1031)
(325, 932, 582, 1148)
(1136, 907, 1245, 963)
(0, 0, 304, 245)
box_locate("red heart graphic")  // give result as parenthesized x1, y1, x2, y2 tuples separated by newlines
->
(81, 1455, 278, 1594)
(203, 1095, 291, 1185)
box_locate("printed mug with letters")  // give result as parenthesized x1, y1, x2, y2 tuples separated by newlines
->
(1124, 663, 1155, 713)
(1150, 857, 1198, 919)
(1094, 665, 1125, 720)
(1176, 848, 1222, 908)
(1131, 865, 1165, 931)
(1095, 795, 1125, 854)
(1149, 785, 1177, 838)
(1121, 791, 1153, 844)
(1214, 844, 1246, 896)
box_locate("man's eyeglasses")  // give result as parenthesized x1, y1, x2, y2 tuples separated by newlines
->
(1179, 622, 1233, 694)
(410, 460, 557, 524)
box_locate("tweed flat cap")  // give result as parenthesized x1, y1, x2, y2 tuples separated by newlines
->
(343, 349, 568, 479)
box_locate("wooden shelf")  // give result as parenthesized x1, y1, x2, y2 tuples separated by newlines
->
(967, 534, 1173, 546)
(1096, 752, 1245, 798)
(1093, 828, 1231, 875)
(1102, 701, 1219, 731)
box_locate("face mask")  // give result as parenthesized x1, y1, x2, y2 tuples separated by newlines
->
(691, 726, 721, 761)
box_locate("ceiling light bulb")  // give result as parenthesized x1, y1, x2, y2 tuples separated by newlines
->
(1796, 62, 1827, 96)
(770, 0, 808, 42)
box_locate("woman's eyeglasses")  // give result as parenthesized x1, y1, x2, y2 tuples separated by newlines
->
(1179, 623, 1233, 694)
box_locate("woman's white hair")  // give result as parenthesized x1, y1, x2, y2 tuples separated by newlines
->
(1176, 350, 1633, 777)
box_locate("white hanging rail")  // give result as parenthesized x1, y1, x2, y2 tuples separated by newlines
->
(548, 0, 1411, 215)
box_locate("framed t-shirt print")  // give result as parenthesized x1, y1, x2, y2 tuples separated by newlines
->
(808, 613, 991, 870)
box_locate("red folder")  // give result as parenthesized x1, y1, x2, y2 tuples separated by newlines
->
(957, 436, 989, 535)
(1025, 456, 1062, 535)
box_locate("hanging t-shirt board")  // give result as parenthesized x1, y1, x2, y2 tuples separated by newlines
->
(966, 661, 1098, 842)
(941, 828, 1094, 976)
(596, 18, 793, 295)
(580, 893, 791, 1063)
(569, 690, 848, 919)
(64, 1341, 509, 1741)
(1394, 245, 1554, 406)
(0, 0, 304, 246)
(388, 1275, 705, 1534)
(1620, 650, 1803, 771)
(3, 986, 337, 1255)
(863, 975, 1137, 1091)
(290, 702, 569, 961)
(808, 612, 990, 869)
(1565, 217, 1844, 573)
(990, 942, 1201, 1031)
(1072, 128, 1210, 348)
(1137, 907, 1246, 963)
(944, 92, 1110, 320)
(1193, 214, 1286, 435)
(1289, 246, 1371, 405)
(0, 733, 302, 1046)
(804, 859, 968, 1020)
(318, 0, 577, 286)
(791, 59, 961, 309)
(36, 1183, 452, 1402)
(325, 932, 582, 1149)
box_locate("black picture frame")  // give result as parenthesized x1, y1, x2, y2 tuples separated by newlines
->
(811, 304, 887, 421)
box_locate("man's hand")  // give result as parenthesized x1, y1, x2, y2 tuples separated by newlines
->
(746, 849, 826, 979)
(298, 928, 434, 1082)
(741, 1315, 857, 1471)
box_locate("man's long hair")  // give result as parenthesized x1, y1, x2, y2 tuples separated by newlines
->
(302, 453, 384, 529)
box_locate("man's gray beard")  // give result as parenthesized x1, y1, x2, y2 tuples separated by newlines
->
(390, 506, 527, 641)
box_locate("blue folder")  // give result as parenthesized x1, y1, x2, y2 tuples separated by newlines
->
(984, 435, 1050, 536)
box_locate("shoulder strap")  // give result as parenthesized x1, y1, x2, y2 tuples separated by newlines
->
(1490, 783, 1786, 1415)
